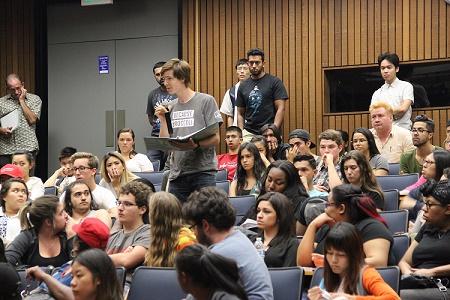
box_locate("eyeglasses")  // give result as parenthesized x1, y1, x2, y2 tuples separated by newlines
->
(423, 201, 443, 210)
(116, 200, 138, 208)
(73, 166, 92, 172)
(423, 160, 435, 165)
(411, 128, 429, 134)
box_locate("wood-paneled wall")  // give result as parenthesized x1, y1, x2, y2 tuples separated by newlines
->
(182, 0, 450, 153)
(0, 0, 35, 96)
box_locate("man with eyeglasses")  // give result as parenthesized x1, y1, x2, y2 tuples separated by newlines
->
(400, 115, 442, 174)
(236, 48, 288, 142)
(146, 61, 177, 170)
(0, 74, 42, 168)
(217, 126, 242, 181)
(370, 52, 414, 130)
(59, 152, 117, 217)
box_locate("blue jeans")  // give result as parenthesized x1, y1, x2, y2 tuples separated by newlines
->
(169, 172, 216, 203)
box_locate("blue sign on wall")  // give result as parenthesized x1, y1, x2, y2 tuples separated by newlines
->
(98, 55, 109, 74)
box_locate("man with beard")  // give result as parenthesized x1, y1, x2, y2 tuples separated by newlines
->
(0, 74, 42, 168)
(146, 61, 177, 169)
(236, 48, 288, 142)
(400, 115, 442, 174)
(182, 187, 274, 300)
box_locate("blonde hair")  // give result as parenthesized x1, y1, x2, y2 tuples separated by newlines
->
(145, 192, 184, 267)
(369, 101, 394, 116)
(100, 151, 138, 184)
(70, 152, 99, 169)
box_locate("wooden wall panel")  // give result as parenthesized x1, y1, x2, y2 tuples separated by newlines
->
(182, 0, 450, 154)
(0, 0, 35, 96)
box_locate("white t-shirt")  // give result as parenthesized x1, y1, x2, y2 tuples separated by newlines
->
(60, 184, 116, 210)
(371, 78, 414, 130)
(220, 82, 241, 126)
(26, 176, 44, 200)
(0, 209, 21, 246)
(125, 153, 153, 172)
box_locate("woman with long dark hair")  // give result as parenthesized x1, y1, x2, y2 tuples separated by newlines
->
(229, 142, 266, 197)
(176, 244, 248, 300)
(308, 222, 399, 300)
(250, 135, 271, 167)
(340, 150, 385, 210)
(297, 184, 394, 268)
(254, 192, 298, 267)
(71, 248, 123, 300)
(351, 128, 389, 176)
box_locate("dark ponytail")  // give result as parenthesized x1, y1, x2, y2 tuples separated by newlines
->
(19, 196, 60, 231)
(175, 244, 248, 300)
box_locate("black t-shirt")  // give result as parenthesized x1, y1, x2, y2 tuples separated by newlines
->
(236, 74, 288, 134)
(314, 218, 395, 265)
(146, 86, 176, 136)
(273, 143, 290, 161)
(412, 223, 450, 269)
(263, 235, 299, 268)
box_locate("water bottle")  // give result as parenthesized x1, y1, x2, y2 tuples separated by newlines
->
(254, 237, 265, 259)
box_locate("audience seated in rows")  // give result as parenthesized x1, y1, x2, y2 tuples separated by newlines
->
(12, 151, 44, 200)
(44, 146, 77, 196)
(351, 127, 389, 176)
(0, 178, 29, 245)
(144, 191, 196, 267)
(297, 184, 394, 268)
(217, 126, 242, 182)
(308, 222, 399, 300)
(230, 142, 265, 197)
(99, 151, 139, 199)
(253, 192, 298, 268)
(117, 128, 154, 173)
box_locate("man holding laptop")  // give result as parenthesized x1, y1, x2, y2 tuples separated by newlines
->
(0, 74, 42, 168)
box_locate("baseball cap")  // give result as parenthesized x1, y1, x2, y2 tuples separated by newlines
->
(0, 263, 21, 299)
(288, 129, 316, 149)
(72, 218, 110, 250)
(0, 164, 24, 179)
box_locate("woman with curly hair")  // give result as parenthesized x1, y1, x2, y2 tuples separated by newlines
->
(145, 192, 196, 267)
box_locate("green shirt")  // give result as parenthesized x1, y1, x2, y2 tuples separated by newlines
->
(400, 146, 443, 174)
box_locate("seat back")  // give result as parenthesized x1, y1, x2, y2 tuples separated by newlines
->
(382, 189, 399, 211)
(392, 233, 410, 264)
(377, 266, 400, 293)
(128, 267, 186, 300)
(379, 209, 409, 234)
(153, 183, 162, 192)
(388, 163, 400, 175)
(215, 180, 230, 195)
(44, 186, 57, 196)
(229, 195, 256, 225)
(376, 174, 419, 191)
(151, 160, 160, 171)
(269, 267, 303, 300)
(311, 266, 400, 294)
(215, 169, 228, 181)
(133, 171, 165, 185)
(115, 267, 126, 288)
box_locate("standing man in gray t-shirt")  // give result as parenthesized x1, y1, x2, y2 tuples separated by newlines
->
(155, 58, 222, 202)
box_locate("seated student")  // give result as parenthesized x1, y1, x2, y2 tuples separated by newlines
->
(176, 244, 248, 300)
(0, 178, 29, 245)
(340, 150, 385, 210)
(25, 217, 110, 300)
(145, 192, 196, 267)
(99, 151, 139, 199)
(297, 184, 394, 268)
(293, 154, 328, 197)
(117, 128, 153, 172)
(286, 129, 320, 164)
(254, 192, 299, 267)
(44, 146, 77, 195)
(351, 128, 389, 176)
(260, 124, 289, 162)
(217, 126, 243, 181)
(230, 142, 265, 197)
(63, 180, 111, 237)
(6, 196, 71, 268)
(308, 222, 399, 300)
(250, 135, 271, 167)
(106, 181, 152, 272)
(399, 180, 450, 299)
(71, 249, 123, 300)
(12, 151, 44, 200)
